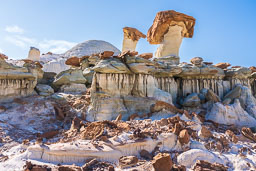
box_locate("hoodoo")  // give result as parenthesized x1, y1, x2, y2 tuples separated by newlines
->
(147, 10, 195, 64)
(1, 6, 256, 171)
(122, 27, 146, 52)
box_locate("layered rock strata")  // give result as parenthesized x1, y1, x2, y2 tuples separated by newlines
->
(87, 52, 256, 121)
(0, 58, 37, 101)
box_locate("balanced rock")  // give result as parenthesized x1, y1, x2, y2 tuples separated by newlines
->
(147, 10, 195, 58)
(122, 27, 146, 52)
(53, 69, 87, 87)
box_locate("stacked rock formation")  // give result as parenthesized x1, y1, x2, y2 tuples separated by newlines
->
(147, 10, 195, 64)
(122, 27, 146, 52)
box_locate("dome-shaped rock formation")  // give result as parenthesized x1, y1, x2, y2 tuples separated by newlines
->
(63, 40, 121, 58)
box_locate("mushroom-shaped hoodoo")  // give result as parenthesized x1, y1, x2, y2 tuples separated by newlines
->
(122, 27, 146, 52)
(147, 10, 195, 59)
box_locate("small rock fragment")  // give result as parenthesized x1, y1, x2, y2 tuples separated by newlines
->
(119, 156, 138, 168)
(178, 129, 190, 145)
(152, 153, 172, 171)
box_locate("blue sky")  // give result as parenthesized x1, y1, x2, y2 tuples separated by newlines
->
(0, 0, 255, 66)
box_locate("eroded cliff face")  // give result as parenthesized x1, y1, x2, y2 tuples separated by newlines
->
(86, 54, 256, 122)
(0, 58, 37, 101)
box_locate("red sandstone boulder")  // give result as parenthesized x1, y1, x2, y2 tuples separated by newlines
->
(152, 153, 172, 171)
(65, 57, 81, 67)
(99, 51, 114, 59)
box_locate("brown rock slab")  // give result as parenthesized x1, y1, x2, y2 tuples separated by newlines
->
(99, 51, 114, 59)
(147, 10, 195, 44)
(39, 130, 59, 139)
(65, 57, 81, 67)
(123, 27, 146, 41)
(118, 50, 138, 58)
(152, 153, 172, 171)
(215, 62, 231, 69)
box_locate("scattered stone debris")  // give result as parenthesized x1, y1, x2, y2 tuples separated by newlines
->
(192, 160, 228, 171)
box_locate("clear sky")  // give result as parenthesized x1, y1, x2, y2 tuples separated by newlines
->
(0, 0, 255, 66)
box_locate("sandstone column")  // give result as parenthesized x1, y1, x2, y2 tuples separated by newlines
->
(28, 47, 40, 61)
(122, 27, 146, 52)
(147, 10, 196, 63)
